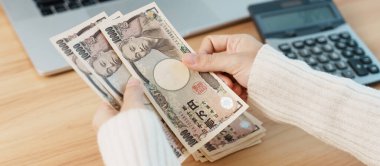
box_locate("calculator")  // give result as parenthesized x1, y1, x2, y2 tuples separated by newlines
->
(248, 0, 380, 85)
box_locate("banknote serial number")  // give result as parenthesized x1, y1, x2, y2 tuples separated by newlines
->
(73, 43, 90, 60)
(56, 39, 73, 56)
(105, 27, 121, 43)
(180, 129, 198, 147)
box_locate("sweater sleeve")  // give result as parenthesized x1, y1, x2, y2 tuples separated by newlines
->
(247, 44, 380, 165)
(97, 109, 180, 166)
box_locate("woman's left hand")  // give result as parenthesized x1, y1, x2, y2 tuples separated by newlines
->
(92, 77, 145, 131)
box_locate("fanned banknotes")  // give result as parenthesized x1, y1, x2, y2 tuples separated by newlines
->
(50, 3, 266, 163)
(200, 112, 265, 156)
(66, 12, 190, 162)
(50, 12, 120, 110)
(99, 2, 249, 153)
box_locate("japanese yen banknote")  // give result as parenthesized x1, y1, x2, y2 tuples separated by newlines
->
(50, 2, 266, 163)
(51, 11, 190, 162)
(99, 3, 249, 153)
(50, 12, 120, 110)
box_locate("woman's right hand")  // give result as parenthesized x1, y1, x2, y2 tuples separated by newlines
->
(182, 34, 263, 100)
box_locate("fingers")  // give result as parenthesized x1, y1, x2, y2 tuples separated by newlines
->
(215, 73, 248, 100)
(122, 77, 145, 111)
(199, 35, 230, 54)
(216, 72, 243, 96)
(93, 102, 118, 131)
(92, 77, 145, 132)
(216, 73, 233, 88)
(198, 34, 256, 54)
(231, 83, 243, 96)
(240, 90, 248, 101)
(182, 52, 239, 74)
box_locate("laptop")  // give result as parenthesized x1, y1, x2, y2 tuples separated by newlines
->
(0, 0, 270, 76)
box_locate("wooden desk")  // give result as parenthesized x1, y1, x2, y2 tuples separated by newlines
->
(1, 0, 379, 165)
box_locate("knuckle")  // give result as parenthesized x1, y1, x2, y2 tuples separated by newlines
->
(126, 83, 140, 90)
(236, 34, 251, 38)
(123, 88, 142, 102)
(202, 54, 214, 67)
(206, 35, 216, 39)
(124, 83, 141, 95)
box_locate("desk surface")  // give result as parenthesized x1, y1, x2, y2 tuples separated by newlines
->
(1, 0, 379, 165)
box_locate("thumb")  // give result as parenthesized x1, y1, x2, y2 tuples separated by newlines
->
(182, 52, 238, 74)
(122, 77, 145, 111)
(93, 102, 118, 132)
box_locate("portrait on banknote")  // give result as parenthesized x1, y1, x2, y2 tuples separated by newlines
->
(60, 36, 118, 99)
(72, 29, 131, 98)
(51, 13, 120, 110)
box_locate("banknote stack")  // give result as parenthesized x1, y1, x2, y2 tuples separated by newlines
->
(50, 3, 265, 163)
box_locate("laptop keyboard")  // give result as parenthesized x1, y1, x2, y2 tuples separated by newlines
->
(33, 0, 115, 16)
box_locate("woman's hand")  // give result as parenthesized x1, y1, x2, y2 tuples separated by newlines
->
(182, 34, 263, 100)
(92, 77, 144, 131)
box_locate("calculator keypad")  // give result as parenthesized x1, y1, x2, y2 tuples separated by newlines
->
(278, 31, 380, 79)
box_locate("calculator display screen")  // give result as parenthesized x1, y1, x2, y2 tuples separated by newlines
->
(261, 6, 336, 33)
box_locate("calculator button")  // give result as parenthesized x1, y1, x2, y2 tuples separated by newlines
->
(298, 49, 311, 57)
(322, 44, 334, 52)
(335, 42, 347, 50)
(40, 7, 53, 16)
(367, 65, 380, 73)
(341, 71, 355, 78)
(345, 47, 355, 51)
(353, 48, 365, 56)
(340, 32, 351, 39)
(311, 47, 323, 55)
(328, 34, 340, 42)
(285, 31, 297, 37)
(338, 38, 348, 44)
(292, 41, 304, 49)
(279, 44, 291, 52)
(316, 36, 327, 44)
(305, 57, 318, 66)
(313, 66, 324, 71)
(317, 55, 329, 63)
(342, 50, 354, 58)
(285, 52, 297, 59)
(68, 2, 81, 9)
(323, 64, 336, 72)
(360, 57, 372, 64)
(335, 61, 348, 69)
(55, 4, 67, 13)
(328, 53, 340, 61)
(348, 59, 369, 76)
(304, 39, 315, 46)
(346, 39, 357, 48)
(82, 0, 96, 6)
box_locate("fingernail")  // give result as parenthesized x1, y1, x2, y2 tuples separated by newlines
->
(127, 77, 140, 86)
(182, 53, 196, 65)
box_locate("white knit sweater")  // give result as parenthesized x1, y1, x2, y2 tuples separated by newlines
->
(97, 45, 380, 166)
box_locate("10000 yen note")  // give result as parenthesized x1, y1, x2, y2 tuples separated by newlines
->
(201, 112, 265, 156)
(159, 116, 190, 162)
(99, 2, 248, 153)
(67, 12, 129, 104)
(50, 12, 121, 110)
(67, 22, 151, 106)
(206, 139, 263, 162)
(67, 19, 189, 162)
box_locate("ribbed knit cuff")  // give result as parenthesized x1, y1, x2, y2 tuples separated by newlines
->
(97, 109, 180, 166)
(247, 45, 380, 165)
